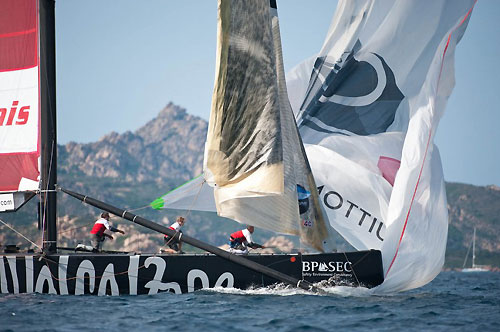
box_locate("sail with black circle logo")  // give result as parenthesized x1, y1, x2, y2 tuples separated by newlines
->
(289, 0, 476, 291)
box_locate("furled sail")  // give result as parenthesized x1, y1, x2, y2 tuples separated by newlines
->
(204, 0, 329, 251)
(290, 0, 476, 291)
(0, 0, 40, 194)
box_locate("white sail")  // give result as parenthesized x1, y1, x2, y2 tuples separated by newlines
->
(462, 227, 488, 272)
(291, 0, 476, 291)
(151, 175, 216, 212)
(0, 0, 40, 194)
(205, 0, 329, 251)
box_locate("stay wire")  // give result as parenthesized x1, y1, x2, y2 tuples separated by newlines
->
(0, 217, 42, 250)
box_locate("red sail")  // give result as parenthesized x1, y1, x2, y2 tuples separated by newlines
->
(0, 0, 40, 192)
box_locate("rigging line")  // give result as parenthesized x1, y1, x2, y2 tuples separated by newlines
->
(342, 251, 361, 287)
(57, 223, 90, 235)
(182, 178, 206, 221)
(108, 204, 150, 220)
(160, 178, 205, 248)
(38, 256, 151, 282)
(462, 236, 473, 268)
(0, 217, 42, 250)
(41, 139, 56, 249)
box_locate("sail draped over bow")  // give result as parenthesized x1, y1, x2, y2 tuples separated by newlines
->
(204, 0, 329, 251)
(289, 0, 475, 291)
(0, 0, 40, 195)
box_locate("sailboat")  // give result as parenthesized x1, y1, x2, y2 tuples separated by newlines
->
(0, 0, 475, 295)
(0, 0, 383, 296)
(153, 0, 477, 293)
(462, 228, 488, 272)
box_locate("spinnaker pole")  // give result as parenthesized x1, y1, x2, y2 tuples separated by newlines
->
(60, 187, 319, 292)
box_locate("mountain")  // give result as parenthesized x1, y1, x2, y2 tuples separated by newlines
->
(59, 102, 206, 183)
(1, 102, 499, 268)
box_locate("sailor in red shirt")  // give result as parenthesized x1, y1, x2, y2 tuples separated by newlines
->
(229, 225, 265, 254)
(90, 212, 125, 252)
(162, 216, 185, 253)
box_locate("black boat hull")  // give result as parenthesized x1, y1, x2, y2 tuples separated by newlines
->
(0, 250, 383, 295)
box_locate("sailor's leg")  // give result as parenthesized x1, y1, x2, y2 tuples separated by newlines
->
(91, 234, 100, 251)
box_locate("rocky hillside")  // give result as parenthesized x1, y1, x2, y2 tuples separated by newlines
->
(59, 102, 206, 183)
(1, 102, 499, 268)
(445, 183, 500, 268)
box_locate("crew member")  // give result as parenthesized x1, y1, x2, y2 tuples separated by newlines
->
(229, 225, 265, 254)
(163, 216, 185, 253)
(90, 212, 125, 252)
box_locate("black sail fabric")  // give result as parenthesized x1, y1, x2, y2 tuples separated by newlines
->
(207, 0, 282, 188)
(205, 0, 329, 251)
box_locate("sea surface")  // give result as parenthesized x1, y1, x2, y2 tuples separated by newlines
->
(0, 271, 498, 332)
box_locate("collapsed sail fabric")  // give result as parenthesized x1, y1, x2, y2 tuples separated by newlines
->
(205, 0, 329, 251)
(290, 0, 476, 291)
(0, 0, 40, 192)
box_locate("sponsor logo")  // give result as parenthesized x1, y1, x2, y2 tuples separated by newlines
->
(0, 194, 15, 212)
(298, 40, 404, 136)
(0, 101, 31, 126)
(297, 184, 314, 228)
(302, 260, 352, 273)
(297, 184, 310, 215)
(318, 185, 384, 242)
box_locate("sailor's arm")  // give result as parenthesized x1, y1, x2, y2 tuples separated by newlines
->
(243, 229, 264, 249)
(248, 242, 265, 249)
(109, 226, 125, 234)
(104, 219, 125, 234)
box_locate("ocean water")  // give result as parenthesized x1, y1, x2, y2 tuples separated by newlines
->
(0, 271, 498, 332)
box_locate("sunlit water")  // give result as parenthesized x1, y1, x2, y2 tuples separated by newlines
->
(1, 271, 498, 331)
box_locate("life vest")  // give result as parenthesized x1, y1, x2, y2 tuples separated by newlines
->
(90, 222, 106, 236)
(230, 230, 245, 243)
(164, 222, 180, 238)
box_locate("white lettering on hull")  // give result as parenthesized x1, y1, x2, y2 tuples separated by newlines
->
(187, 269, 209, 293)
(75, 260, 95, 295)
(144, 256, 181, 295)
(35, 265, 57, 294)
(98, 263, 119, 296)
(128, 255, 140, 295)
(215, 272, 234, 288)
(0, 256, 8, 293)
(26, 256, 33, 293)
(1, 255, 241, 295)
(6, 257, 19, 294)
(58, 256, 69, 295)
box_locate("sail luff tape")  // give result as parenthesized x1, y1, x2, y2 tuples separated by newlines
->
(132, 216, 137, 222)
(83, 195, 88, 203)
(122, 210, 127, 218)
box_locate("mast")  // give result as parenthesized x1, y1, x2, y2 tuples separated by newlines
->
(39, 0, 57, 253)
(472, 227, 476, 268)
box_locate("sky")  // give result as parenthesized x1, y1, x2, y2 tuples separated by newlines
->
(55, 1, 499, 187)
